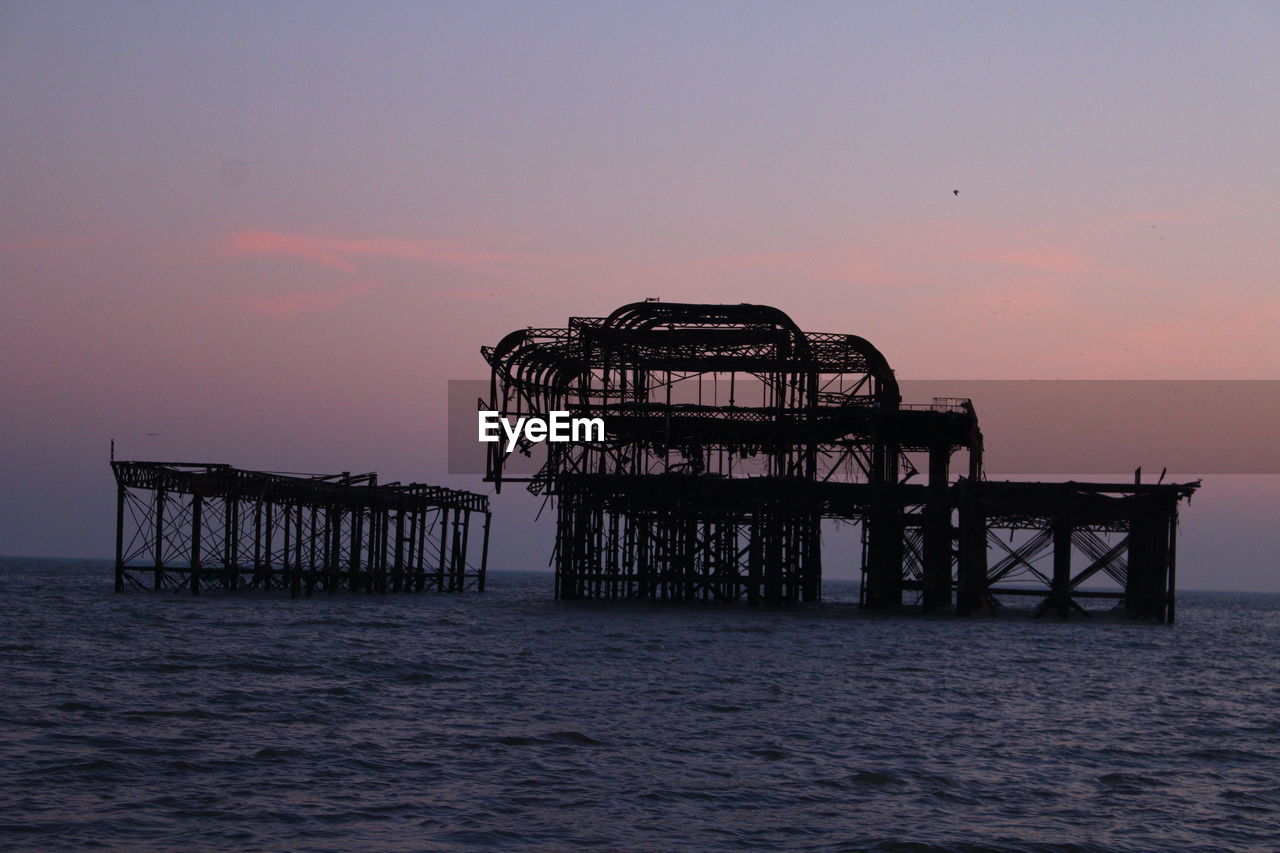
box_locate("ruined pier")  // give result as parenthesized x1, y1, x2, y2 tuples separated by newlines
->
(112, 461, 490, 596)
(482, 301, 1196, 621)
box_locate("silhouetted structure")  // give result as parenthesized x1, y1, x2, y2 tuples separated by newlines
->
(483, 301, 1197, 621)
(112, 462, 490, 596)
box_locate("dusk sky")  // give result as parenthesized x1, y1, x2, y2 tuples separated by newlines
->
(2, 2, 1278, 588)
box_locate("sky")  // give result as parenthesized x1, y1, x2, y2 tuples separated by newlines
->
(2, 1, 1278, 589)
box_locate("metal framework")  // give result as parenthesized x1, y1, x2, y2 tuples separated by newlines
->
(112, 461, 490, 596)
(483, 300, 1197, 621)
(955, 480, 1196, 622)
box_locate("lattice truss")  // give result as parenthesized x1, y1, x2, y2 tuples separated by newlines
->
(963, 482, 1195, 618)
(113, 462, 490, 596)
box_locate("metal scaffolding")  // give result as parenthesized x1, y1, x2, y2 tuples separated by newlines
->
(112, 461, 490, 596)
(956, 479, 1196, 622)
(482, 300, 1197, 621)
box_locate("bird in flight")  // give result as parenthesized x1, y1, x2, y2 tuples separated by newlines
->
(953, 189, 959, 196)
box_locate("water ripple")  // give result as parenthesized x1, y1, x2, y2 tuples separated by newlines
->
(2, 558, 1279, 851)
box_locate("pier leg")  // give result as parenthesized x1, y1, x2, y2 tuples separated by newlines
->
(1046, 510, 1072, 619)
(114, 483, 125, 593)
(478, 512, 490, 592)
(803, 518, 821, 603)
(764, 513, 783, 605)
(922, 441, 952, 612)
(1127, 498, 1174, 622)
(225, 498, 238, 591)
(864, 433, 903, 609)
(864, 506, 904, 608)
(190, 494, 203, 596)
(350, 509, 364, 593)
(456, 510, 471, 592)
(291, 505, 302, 598)
(154, 489, 166, 590)
(264, 502, 275, 592)
(393, 509, 405, 593)
(415, 509, 427, 592)
(1165, 504, 1178, 624)
(437, 506, 449, 593)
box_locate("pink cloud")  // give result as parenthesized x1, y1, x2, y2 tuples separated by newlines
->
(227, 231, 411, 273)
(215, 229, 597, 318)
(225, 230, 592, 276)
(973, 248, 1086, 274)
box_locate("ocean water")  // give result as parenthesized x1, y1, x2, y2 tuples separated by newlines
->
(1, 557, 1278, 852)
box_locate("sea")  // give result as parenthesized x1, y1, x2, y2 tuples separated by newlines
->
(2, 556, 1278, 852)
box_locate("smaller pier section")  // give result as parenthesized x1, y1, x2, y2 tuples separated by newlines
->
(951, 478, 1198, 623)
(112, 461, 490, 596)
